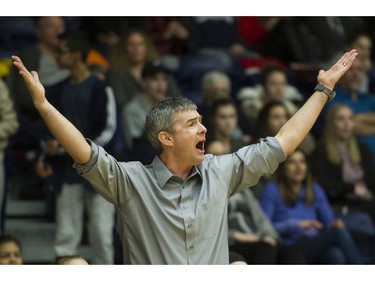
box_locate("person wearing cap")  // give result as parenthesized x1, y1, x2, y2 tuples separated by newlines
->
(11, 50, 358, 264)
(121, 60, 169, 162)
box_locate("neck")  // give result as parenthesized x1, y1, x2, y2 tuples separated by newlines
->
(289, 182, 302, 194)
(69, 63, 91, 84)
(159, 153, 193, 181)
(337, 140, 349, 151)
(144, 93, 160, 107)
(129, 63, 144, 82)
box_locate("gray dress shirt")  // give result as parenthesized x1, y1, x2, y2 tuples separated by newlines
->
(74, 137, 286, 264)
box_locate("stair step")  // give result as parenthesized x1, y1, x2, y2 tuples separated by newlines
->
(5, 200, 47, 217)
(4, 218, 92, 264)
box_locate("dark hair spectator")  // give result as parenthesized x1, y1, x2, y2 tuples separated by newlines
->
(260, 149, 363, 264)
(0, 234, 23, 265)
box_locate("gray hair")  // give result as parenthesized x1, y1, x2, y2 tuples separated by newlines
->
(145, 98, 197, 155)
(201, 70, 231, 91)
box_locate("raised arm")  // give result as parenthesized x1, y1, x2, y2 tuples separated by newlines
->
(11, 55, 91, 164)
(275, 49, 358, 156)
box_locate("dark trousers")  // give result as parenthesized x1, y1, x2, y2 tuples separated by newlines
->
(230, 241, 305, 264)
(296, 228, 363, 264)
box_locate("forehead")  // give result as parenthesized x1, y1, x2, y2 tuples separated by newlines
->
(216, 104, 236, 114)
(0, 241, 20, 252)
(144, 72, 168, 80)
(288, 150, 305, 161)
(38, 17, 64, 27)
(173, 110, 200, 122)
(270, 105, 287, 115)
(335, 106, 353, 116)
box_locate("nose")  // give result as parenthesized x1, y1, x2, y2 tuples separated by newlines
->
(199, 122, 207, 134)
(8, 257, 18, 264)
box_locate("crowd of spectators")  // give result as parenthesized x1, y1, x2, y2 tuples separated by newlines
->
(1, 16, 375, 264)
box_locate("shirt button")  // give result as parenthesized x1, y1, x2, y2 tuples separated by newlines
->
(189, 245, 194, 250)
(187, 224, 192, 229)
(182, 205, 187, 209)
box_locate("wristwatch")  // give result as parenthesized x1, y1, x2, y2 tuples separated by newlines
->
(314, 83, 336, 102)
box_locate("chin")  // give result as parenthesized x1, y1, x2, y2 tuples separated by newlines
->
(193, 155, 205, 165)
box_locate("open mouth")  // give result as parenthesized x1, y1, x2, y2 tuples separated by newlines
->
(196, 140, 205, 152)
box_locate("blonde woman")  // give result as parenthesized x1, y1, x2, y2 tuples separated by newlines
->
(310, 104, 375, 221)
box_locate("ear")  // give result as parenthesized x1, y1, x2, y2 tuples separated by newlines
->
(158, 131, 173, 148)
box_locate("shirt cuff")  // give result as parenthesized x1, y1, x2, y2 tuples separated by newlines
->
(262, 137, 287, 163)
(73, 138, 99, 175)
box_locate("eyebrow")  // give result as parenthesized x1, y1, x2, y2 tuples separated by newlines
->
(186, 115, 202, 124)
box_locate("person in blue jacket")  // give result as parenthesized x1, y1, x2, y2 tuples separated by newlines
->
(260, 149, 363, 264)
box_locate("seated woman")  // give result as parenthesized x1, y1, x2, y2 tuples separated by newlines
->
(260, 149, 363, 264)
(310, 104, 375, 221)
(250, 101, 314, 197)
(252, 100, 315, 156)
(228, 188, 305, 264)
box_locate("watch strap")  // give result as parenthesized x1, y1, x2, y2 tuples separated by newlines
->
(314, 83, 336, 102)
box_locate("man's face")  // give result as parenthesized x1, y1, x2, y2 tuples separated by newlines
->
(264, 71, 287, 101)
(37, 17, 65, 48)
(143, 72, 168, 103)
(56, 40, 75, 69)
(169, 110, 207, 165)
(204, 80, 230, 102)
(352, 35, 372, 59)
(212, 104, 238, 138)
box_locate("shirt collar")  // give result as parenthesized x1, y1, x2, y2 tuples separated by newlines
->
(152, 156, 203, 189)
(152, 156, 174, 188)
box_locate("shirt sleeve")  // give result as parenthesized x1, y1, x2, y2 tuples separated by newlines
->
(73, 139, 133, 205)
(222, 137, 287, 195)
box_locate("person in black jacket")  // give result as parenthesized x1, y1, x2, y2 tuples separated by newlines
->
(310, 103, 375, 221)
(39, 31, 116, 264)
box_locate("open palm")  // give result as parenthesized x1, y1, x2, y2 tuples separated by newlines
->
(11, 55, 46, 108)
(317, 49, 358, 90)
